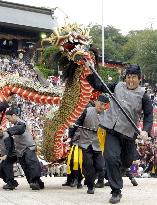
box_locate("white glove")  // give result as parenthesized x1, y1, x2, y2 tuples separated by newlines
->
(69, 123, 77, 128)
(0, 155, 7, 161)
(139, 131, 148, 142)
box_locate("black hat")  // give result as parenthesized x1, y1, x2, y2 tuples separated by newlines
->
(125, 64, 141, 77)
(97, 94, 110, 103)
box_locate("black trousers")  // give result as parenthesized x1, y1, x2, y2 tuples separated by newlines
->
(104, 130, 137, 192)
(18, 149, 41, 184)
(97, 163, 107, 182)
(82, 145, 105, 189)
(0, 156, 17, 183)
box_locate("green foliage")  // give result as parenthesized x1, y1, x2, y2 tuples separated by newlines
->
(36, 64, 55, 78)
(99, 66, 120, 82)
(90, 24, 128, 61)
(89, 24, 102, 50)
(42, 47, 59, 70)
(36, 46, 59, 78)
(123, 29, 157, 84)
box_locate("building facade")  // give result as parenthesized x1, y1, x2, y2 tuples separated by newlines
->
(0, 0, 56, 62)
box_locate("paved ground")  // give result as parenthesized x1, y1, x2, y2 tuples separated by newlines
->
(0, 176, 157, 205)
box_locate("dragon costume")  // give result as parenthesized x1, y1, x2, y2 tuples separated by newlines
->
(0, 23, 98, 163)
(0, 23, 125, 163)
(41, 23, 98, 162)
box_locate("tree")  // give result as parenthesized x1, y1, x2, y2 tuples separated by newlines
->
(89, 24, 102, 50)
(36, 46, 59, 78)
(123, 29, 157, 85)
(90, 24, 127, 61)
(99, 66, 120, 82)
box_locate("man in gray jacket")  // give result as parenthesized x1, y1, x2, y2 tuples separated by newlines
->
(2, 109, 44, 190)
(87, 64, 153, 203)
(70, 95, 109, 194)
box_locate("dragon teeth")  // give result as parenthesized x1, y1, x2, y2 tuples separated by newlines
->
(69, 36, 74, 43)
(59, 46, 64, 51)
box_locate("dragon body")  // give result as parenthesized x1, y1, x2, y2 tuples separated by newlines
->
(43, 60, 93, 162)
(41, 23, 98, 162)
(0, 73, 62, 128)
(0, 74, 62, 105)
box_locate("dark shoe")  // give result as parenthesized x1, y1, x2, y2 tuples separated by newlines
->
(131, 178, 138, 186)
(70, 179, 78, 187)
(3, 183, 15, 190)
(38, 180, 45, 189)
(77, 183, 83, 189)
(109, 193, 122, 204)
(54, 173, 59, 177)
(87, 187, 95, 194)
(62, 181, 71, 186)
(104, 181, 110, 186)
(12, 180, 19, 188)
(84, 179, 87, 185)
(95, 182, 105, 188)
(30, 183, 40, 190)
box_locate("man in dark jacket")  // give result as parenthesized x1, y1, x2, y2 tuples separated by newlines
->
(0, 131, 18, 190)
(86, 64, 153, 203)
(0, 100, 9, 112)
(0, 96, 18, 190)
(2, 109, 44, 190)
(0, 95, 12, 122)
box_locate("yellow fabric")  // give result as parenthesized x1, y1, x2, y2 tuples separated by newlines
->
(78, 146, 83, 174)
(152, 163, 156, 174)
(73, 145, 79, 170)
(97, 127, 106, 154)
(67, 145, 74, 174)
(66, 145, 83, 174)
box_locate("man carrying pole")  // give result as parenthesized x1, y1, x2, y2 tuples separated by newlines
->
(86, 64, 153, 204)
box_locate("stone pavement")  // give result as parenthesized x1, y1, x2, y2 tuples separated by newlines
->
(0, 176, 157, 205)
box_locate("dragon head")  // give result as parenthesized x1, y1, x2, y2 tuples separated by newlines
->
(42, 23, 93, 63)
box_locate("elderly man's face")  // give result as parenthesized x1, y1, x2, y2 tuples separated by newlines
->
(95, 101, 107, 113)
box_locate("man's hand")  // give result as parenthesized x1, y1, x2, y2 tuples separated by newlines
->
(0, 127, 7, 132)
(0, 155, 7, 161)
(139, 131, 148, 142)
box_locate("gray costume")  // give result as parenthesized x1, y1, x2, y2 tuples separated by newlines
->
(87, 72, 153, 197)
(7, 119, 41, 185)
(11, 119, 36, 157)
(76, 106, 105, 190)
(79, 106, 104, 150)
(101, 82, 145, 139)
